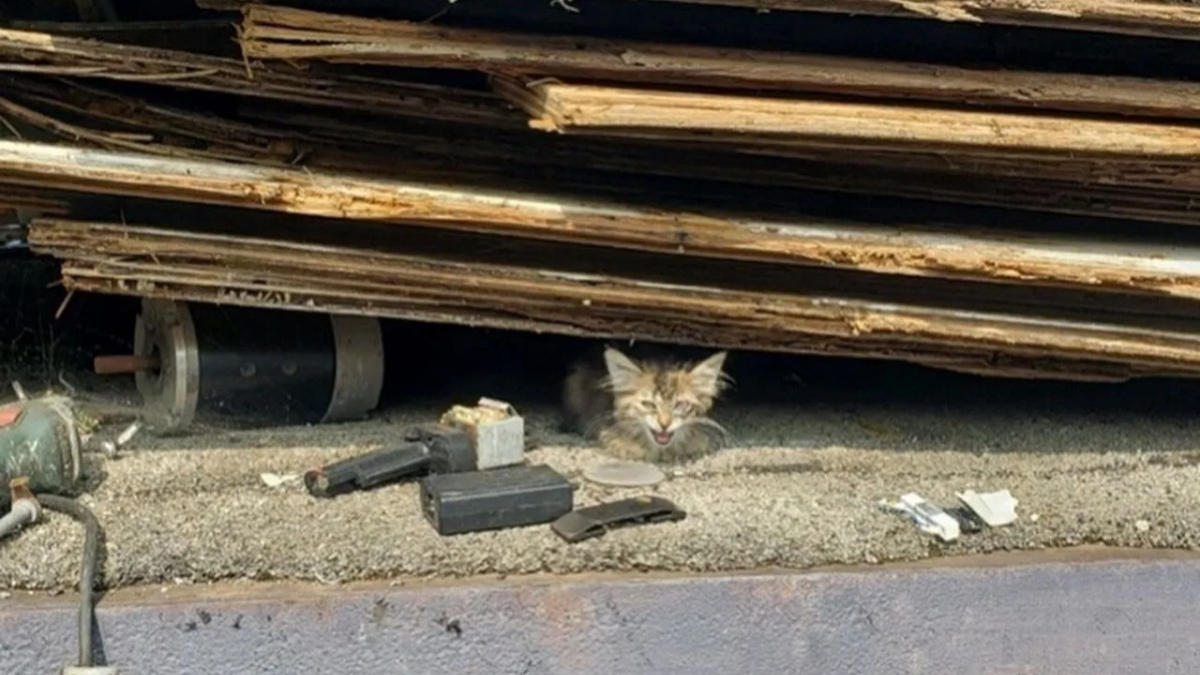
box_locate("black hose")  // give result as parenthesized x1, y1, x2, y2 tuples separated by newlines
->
(37, 494, 101, 669)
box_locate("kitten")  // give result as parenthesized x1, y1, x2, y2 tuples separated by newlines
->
(561, 346, 731, 463)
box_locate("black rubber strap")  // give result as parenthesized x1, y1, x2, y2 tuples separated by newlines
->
(551, 495, 686, 543)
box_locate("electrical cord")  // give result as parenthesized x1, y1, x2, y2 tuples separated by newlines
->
(37, 494, 101, 670)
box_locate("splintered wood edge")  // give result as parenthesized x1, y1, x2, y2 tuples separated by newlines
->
(233, 4, 1200, 121)
(224, 0, 1200, 40)
(11, 145, 1200, 301)
(619, 0, 1200, 40)
(520, 81, 1200, 158)
(51, 270, 1200, 383)
(0, 27, 521, 127)
(490, 75, 565, 133)
(29, 218, 1200, 371)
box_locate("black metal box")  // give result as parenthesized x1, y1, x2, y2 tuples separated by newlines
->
(419, 464, 575, 536)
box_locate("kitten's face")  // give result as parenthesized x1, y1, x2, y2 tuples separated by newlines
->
(603, 348, 728, 447)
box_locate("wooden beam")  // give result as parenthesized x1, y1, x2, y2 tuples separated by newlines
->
(0, 27, 519, 127)
(2, 74, 1195, 229)
(205, 0, 1200, 40)
(239, 4, 1200, 120)
(7, 140, 1200, 300)
(0, 181, 71, 214)
(225, 103, 1200, 227)
(495, 76, 1200, 158)
(29, 218, 1200, 382)
(617, 0, 1200, 42)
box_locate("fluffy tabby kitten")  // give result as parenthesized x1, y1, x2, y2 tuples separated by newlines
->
(561, 346, 731, 463)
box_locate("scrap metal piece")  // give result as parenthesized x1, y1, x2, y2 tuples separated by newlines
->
(945, 506, 987, 534)
(439, 398, 525, 471)
(882, 492, 961, 542)
(956, 489, 1019, 527)
(134, 298, 199, 431)
(0, 395, 83, 508)
(552, 495, 687, 544)
(131, 299, 384, 432)
(325, 314, 385, 423)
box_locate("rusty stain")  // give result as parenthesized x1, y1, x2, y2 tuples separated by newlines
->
(522, 585, 596, 670)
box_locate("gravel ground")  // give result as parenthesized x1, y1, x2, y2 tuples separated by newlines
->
(4, 388, 1200, 591)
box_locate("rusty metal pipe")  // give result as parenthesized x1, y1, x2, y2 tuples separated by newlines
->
(93, 354, 160, 376)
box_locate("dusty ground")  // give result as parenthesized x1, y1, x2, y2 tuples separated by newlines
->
(4, 387, 1200, 591)
(3, 258, 1200, 591)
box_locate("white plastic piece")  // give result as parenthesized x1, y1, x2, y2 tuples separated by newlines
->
(584, 461, 666, 488)
(886, 493, 961, 542)
(956, 489, 1019, 527)
(63, 666, 118, 675)
(260, 472, 300, 488)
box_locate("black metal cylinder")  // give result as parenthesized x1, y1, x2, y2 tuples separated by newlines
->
(134, 299, 384, 432)
(189, 304, 337, 427)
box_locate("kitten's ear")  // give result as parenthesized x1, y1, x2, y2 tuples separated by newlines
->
(690, 351, 729, 397)
(603, 347, 643, 392)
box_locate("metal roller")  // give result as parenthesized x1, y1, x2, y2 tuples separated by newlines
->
(99, 299, 384, 432)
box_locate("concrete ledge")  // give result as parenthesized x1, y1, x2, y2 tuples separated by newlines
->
(3, 549, 1198, 674)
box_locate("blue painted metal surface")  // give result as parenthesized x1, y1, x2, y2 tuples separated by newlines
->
(2, 557, 1198, 674)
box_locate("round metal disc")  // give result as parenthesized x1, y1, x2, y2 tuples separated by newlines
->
(583, 461, 666, 488)
(134, 299, 199, 432)
(323, 314, 385, 423)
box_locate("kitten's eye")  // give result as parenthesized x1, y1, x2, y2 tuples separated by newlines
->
(674, 402, 693, 415)
(639, 400, 655, 411)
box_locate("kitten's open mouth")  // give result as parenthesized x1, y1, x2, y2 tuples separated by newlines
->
(652, 431, 674, 445)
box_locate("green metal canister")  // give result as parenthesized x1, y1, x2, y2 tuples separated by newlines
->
(0, 395, 82, 507)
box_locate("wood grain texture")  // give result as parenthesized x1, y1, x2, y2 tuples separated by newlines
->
(0, 27, 518, 126)
(496, 76, 1200, 158)
(615, 0, 1200, 41)
(4, 75, 1197, 229)
(239, 5, 1200, 119)
(29, 217, 1200, 382)
(9, 139, 1200, 300)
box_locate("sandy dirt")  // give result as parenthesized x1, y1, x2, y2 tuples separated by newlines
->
(3, 387, 1200, 591)
(3, 265, 1200, 591)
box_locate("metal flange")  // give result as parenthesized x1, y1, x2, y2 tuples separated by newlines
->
(133, 298, 200, 431)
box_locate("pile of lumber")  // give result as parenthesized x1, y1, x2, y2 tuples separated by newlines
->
(11, 1, 1200, 381)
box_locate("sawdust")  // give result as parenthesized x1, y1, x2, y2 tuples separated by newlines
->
(4, 393, 1200, 591)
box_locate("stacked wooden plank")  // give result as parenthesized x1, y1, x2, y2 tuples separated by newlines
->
(11, 3, 1200, 381)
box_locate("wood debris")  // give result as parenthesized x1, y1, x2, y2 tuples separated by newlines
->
(0, 26, 519, 126)
(202, 0, 1200, 40)
(609, 0, 1200, 40)
(495, 76, 1200, 158)
(29, 217, 1200, 383)
(9, 1, 1200, 381)
(13, 138, 1200, 303)
(240, 5, 1200, 119)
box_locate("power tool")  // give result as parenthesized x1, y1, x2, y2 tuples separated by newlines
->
(0, 390, 84, 508)
(0, 387, 110, 674)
